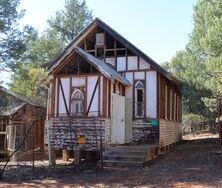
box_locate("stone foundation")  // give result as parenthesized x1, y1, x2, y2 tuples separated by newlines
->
(132, 119, 159, 143)
(46, 117, 111, 151)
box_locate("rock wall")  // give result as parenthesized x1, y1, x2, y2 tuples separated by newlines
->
(132, 119, 159, 143)
(47, 117, 111, 151)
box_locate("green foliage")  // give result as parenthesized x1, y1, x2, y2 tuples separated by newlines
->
(23, 29, 65, 66)
(162, 51, 212, 118)
(182, 113, 207, 134)
(191, 0, 222, 123)
(183, 113, 205, 126)
(10, 65, 51, 103)
(166, 0, 222, 126)
(10, 0, 93, 103)
(190, 0, 222, 58)
(0, 0, 26, 70)
(47, 0, 93, 43)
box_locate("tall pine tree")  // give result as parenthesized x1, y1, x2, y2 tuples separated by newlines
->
(0, 0, 25, 71)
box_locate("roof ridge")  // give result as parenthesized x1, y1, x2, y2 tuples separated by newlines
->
(50, 45, 131, 86)
(47, 17, 174, 83)
(0, 86, 44, 107)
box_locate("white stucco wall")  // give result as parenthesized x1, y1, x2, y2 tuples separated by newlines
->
(87, 76, 99, 116)
(146, 71, 157, 118)
(58, 78, 70, 115)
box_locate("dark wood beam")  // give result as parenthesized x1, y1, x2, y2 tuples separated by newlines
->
(86, 77, 100, 117)
(58, 78, 70, 117)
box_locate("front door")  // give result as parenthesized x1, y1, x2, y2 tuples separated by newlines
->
(111, 94, 125, 144)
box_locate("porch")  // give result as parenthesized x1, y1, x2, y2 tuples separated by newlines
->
(100, 142, 175, 167)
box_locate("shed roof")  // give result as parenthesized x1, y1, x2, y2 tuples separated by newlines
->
(0, 86, 44, 107)
(1, 103, 26, 116)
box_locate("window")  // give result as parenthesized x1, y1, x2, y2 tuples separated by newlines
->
(96, 33, 105, 46)
(135, 81, 145, 118)
(96, 47, 105, 58)
(71, 89, 84, 116)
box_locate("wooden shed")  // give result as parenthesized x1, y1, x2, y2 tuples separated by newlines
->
(46, 18, 182, 164)
(0, 87, 46, 161)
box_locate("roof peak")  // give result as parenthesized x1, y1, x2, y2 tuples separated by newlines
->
(49, 45, 131, 86)
(47, 17, 174, 83)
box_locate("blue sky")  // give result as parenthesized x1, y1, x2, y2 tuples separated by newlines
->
(19, 0, 197, 63)
(2, 0, 197, 84)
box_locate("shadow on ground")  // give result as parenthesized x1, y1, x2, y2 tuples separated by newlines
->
(0, 136, 221, 188)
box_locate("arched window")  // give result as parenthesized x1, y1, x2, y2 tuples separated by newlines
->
(71, 89, 84, 116)
(135, 81, 144, 118)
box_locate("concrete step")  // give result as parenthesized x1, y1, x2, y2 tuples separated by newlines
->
(100, 160, 144, 167)
(104, 150, 147, 156)
(108, 146, 149, 151)
(103, 155, 145, 162)
(100, 145, 150, 167)
(97, 143, 162, 167)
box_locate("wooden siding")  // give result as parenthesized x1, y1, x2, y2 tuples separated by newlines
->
(159, 119, 182, 147)
(6, 104, 45, 161)
(158, 74, 182, 122)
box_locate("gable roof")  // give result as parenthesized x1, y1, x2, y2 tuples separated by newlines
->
(49, 46, 131, 86)
(47, 18, 173, 82)
(1, 103, 26, 116)
(0, 86, 44, 107)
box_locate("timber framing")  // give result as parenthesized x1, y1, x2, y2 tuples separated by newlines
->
(47, 18, 177, 86)
(86, 77, 100, 116)
(45, 18, 182, 161)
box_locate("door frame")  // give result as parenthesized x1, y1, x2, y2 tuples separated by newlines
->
(111, 94, 126, 144)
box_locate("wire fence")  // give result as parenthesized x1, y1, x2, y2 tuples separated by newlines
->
(0, 116, 46, 179)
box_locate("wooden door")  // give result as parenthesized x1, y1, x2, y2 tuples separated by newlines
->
(111, 94, 125, 144)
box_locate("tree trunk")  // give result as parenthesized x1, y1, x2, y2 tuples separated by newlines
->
(218, 114, 222, 151)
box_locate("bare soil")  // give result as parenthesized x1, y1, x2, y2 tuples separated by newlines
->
(0, 133, 221, 188)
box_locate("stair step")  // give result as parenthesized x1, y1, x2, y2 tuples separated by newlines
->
(101, 160, 144, 167)
(103, 155, 145, 162)
(98, 144, 158, 167)
(104, 151, 147, 156)
(108, 147, 148, 151)
(103, 153, 146, 159)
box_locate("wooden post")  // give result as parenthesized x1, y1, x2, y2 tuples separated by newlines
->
(32, 135, 35, 169)
(74, 149, 80, 166)
(49, 149, 56, 165)
(47, 121, 56, 165)
(62, 150, 70, 161)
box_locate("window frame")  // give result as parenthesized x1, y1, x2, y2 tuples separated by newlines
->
(134, 80, 145, 119)
(70, 88, 85, 117)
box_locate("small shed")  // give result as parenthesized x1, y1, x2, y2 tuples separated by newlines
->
(0, 87, 46, 161)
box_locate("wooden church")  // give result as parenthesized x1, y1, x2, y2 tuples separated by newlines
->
(46, 18, 182, 163)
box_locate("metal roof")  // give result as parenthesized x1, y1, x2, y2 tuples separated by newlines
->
(49, 46, 131, 86)
(1, 103, 26, 116)
(47, 18, 174, 83)
(0, 86, 44, 107)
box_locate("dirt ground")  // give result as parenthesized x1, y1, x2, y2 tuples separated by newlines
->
(0, 133, 221, 188)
